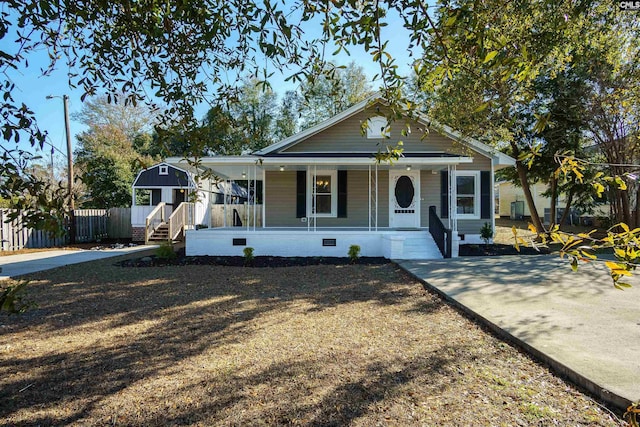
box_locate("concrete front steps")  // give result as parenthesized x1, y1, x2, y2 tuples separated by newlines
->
(392, 231, 443, 260)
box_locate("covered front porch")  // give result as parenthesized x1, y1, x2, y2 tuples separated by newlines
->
(169, 154, 475, 259)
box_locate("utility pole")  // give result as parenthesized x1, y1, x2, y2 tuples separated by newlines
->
(47, 94, 76, 243)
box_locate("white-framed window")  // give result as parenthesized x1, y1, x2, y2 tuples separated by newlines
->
(366, 116, 390, 139)
(456, 171, 480, 219)
(308, 170, 337, 217)
(135, 188, 162, 206)
(159, 165, 168, 175)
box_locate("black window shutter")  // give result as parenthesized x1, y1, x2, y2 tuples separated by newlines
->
(440, 170, 449, 218)
(480, 170, 491, 219)
(337, 170, 347, 218)
(296, 171, 306, 218)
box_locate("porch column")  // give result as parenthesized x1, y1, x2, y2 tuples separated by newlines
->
(375, 163, 379, 231)
(208, 179, 212, 229)
(450, 164, 458, 233)
(491, 159, 495, 241)
(246, 165, 250, 232)
(253, 163, 257, 231)
(262, 167, 266, 228)
(368, 165, 371, 231)
(223, 179, 227, 228)
(306, 165, 310, 232)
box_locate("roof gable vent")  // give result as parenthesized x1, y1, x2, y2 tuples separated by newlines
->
(366, 116, 390, 139)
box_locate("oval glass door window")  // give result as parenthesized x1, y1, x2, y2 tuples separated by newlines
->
(395, 176, 414, 208)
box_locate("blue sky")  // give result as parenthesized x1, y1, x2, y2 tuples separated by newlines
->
(2, 8, 414, 164)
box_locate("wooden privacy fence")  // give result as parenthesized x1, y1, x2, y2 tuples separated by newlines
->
(106, 207, 131, 239)
(0, 209, 67, 251)
(1, 207, 133, 251)
(74, 209, 108, 242)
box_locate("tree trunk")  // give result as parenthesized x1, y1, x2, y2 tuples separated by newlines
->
(549, 177, 557, 229)
(634, 184, 640, 229)
(558, 188, 575, 227)
(621, 189, 631, 227)
(516, 161, 545, 232)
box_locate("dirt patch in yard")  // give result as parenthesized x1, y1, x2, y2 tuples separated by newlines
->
(0, 256, 623, 426)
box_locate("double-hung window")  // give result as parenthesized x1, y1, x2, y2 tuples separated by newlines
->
(308, 170, 337, 217)
(456, 171, 480, 219)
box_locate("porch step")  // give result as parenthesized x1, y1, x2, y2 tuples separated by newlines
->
(395, 232, 443, 260)
(148, 224, 170, 242)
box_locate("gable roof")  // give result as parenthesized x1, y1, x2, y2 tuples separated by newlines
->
(255, 96, 514, 167)
(132, 162, 195, 188)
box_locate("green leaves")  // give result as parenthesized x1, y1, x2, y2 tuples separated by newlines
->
(483, 50, 499, 64)
(1, 281, 33, 315)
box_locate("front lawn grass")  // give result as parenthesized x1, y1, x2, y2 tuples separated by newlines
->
(0, 256, 622, 426)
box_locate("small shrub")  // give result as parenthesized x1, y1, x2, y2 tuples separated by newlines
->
(155, 240, 177, 260)
(480, 222, 493, 246)
(243, 247, 255, 266)
(1, 281, 33, 314)
(348, 245, 361, 264)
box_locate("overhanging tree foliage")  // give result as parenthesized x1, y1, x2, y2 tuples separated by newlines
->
(2, 1, 640, 283)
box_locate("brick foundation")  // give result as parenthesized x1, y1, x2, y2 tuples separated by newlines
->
(131, 227, 146, 242)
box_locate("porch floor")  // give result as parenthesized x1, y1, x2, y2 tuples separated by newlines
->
(201, 227, 426, 232)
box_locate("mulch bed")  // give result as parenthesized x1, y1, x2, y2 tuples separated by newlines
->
(459, 243, 551, 257)
(118, 249, 388, 268)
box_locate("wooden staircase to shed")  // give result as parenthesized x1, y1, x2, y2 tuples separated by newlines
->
(145, 202, 194, 244)
(147, 223, 171, 242)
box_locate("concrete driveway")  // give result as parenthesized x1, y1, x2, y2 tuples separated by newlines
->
(398, 255, 640, 411)
(0, 245, 156, 281)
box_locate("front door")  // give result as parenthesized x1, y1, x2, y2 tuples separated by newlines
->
(389, 171, 420, 228)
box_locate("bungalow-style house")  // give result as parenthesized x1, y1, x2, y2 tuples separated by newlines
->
(162, 97, 514, 259)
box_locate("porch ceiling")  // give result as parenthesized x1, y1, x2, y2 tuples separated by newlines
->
(167, 155, 473, 180)
(168, 153, 473, 180)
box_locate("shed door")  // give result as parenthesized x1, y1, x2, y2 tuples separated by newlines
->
(389, 171, 420, 228)
(173, 189, 186, 205)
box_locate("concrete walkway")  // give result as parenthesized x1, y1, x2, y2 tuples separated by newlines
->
(0, 245, 156, 280)
(398, 255, 640, 411)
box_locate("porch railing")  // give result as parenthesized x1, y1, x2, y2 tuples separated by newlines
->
(210, 204, 263, 228)
(145, 202, 166, 244)
(429, 205, 452, 258)
(168, 202, 194, 240)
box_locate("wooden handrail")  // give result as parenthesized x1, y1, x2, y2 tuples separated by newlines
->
(144, 202, 166, 244)
(167, 202, 194, 241)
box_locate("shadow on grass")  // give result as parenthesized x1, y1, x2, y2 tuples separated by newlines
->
(1, 259, 454, 425)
